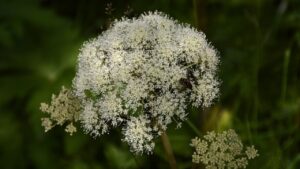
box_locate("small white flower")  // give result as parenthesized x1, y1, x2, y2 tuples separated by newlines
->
(40, 86, 81, 135)
(245, 145, 259, 159)
(122, 115, 154, 154)
(80, 100, 109, 137)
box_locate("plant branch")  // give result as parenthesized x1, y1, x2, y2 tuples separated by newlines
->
(161, 131, 177, 169)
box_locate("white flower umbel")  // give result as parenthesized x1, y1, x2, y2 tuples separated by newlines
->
(40, 86, 81, 136)
(190, 129, 259, 168)
(73, 11, 220, 154)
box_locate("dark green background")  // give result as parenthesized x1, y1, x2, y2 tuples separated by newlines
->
(0, 0, 299, 168)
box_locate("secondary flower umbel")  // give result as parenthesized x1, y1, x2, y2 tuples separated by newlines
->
(190, 129, 259, 168)
(41, 11, 220, 154)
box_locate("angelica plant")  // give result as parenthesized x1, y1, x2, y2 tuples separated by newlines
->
(190, 129, 259, 169)
(40, 11, 219, 155)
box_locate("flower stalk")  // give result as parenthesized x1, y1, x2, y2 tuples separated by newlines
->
(161, 131, 177, 169)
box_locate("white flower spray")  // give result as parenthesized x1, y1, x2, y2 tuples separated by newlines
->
(41, 11, 219, 154)
(190, 129, 259, 169)
(40, 86, 81, 136)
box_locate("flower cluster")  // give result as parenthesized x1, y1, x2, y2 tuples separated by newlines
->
(40, 86, 81, 135)
(190, 129, 259, 169)
(73, 11, 219, 154)
(41, 11, 219, 154)
(122, 115, 155, 154)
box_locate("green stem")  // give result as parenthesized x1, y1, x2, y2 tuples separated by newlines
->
(161, 131, 177, 169)
(281, 49, 290, 103)
(192, 0, 206, 30)
(186, 119, 202, 136)
(192, 0, 199, 29)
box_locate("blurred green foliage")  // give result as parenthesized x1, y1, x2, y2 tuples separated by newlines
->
(0, 0, 299, 168)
